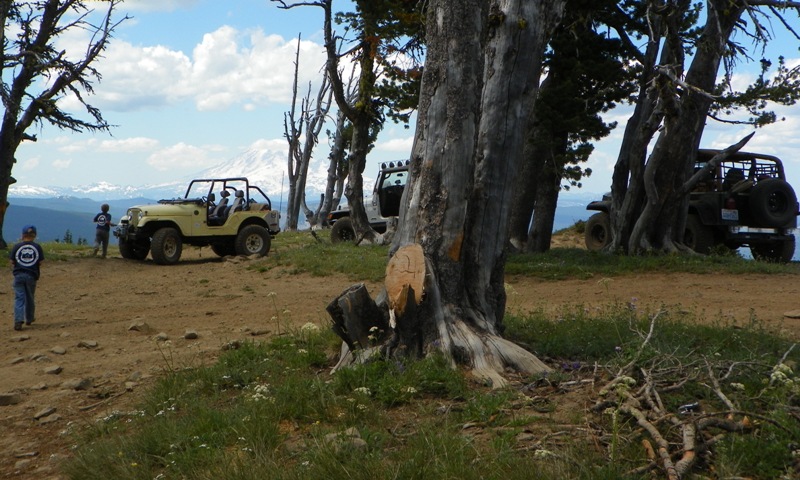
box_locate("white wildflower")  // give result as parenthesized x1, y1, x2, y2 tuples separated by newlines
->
(770, 370, 791, 385)
(533, 449, 557, 458)
(301, 322, 320, 334)
(353, 387, 371, 396)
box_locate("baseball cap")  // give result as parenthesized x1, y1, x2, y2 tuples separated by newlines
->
(22, 225, 36, 235)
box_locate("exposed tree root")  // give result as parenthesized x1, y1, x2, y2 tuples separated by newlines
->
(327, 244, 551, 387)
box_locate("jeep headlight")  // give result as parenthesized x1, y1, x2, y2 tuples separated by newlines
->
(127, 208, 141, 228)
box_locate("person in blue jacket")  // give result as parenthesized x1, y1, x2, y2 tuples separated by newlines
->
(92, 203, 116, 258)
(9, 225, 44, 331)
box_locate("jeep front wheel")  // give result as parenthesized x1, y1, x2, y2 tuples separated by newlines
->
(119, 237, 150, 260)
(584, 212, 611, 251)
(235, 225, 271, 256)
(151, 227, 183, 265)
(751, 237, 796, 263)
(684, 215, 715, 254)
(331, 217, 356, 244)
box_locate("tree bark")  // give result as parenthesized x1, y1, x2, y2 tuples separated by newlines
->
(627, 1, 745, 253)
(318, 110, 348, 227)
(528, 160, 560, 253)
(383, 0, 565, 386)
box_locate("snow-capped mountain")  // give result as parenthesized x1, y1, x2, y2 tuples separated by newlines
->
(8, 147, 334, 202)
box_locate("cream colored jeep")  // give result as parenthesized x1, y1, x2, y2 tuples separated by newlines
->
(114, 177, 281, 265)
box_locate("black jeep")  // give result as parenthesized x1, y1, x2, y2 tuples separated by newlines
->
(585, 149, 798, 262)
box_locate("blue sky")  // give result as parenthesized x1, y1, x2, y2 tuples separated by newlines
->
(11, 0, 800, 198)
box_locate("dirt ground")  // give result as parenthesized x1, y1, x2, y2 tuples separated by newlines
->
(2, 238, 800, 479)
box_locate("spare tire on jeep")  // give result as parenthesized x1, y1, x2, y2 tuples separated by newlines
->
(749, 178, 797, 228)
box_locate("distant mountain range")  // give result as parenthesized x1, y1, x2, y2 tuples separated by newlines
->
(3, 146, 601, 244)
(8, 148, 323, 203)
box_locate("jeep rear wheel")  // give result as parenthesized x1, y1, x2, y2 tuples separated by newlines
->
(684, 214, 715, 254)
(331, 217, 356, 244)
(119, 237, 150, 260)
(751, 237, 796, 263)
(235, 225, 271, 256)
(584, 213, 611, 251)
(749, 179, 797, 227)
(151, 227, 183, 265)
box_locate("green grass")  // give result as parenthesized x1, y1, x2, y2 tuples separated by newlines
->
(254, 231, 390, 282)
(505, 246, 800, 279)
(260, 230, 800, 282)
(61, 305, 800, 480)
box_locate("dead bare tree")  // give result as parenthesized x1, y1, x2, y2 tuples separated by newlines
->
(283, 35, 332, 231)
(317, 63, 360, 228)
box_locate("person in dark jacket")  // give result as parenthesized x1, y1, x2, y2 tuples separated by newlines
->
(92, 203, 116, 258)
(9, 225, 44, 331)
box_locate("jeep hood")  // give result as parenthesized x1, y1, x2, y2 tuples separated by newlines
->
(125, 203, 196, 216)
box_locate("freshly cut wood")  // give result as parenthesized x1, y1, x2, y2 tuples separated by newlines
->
(385, 244, 425, 317)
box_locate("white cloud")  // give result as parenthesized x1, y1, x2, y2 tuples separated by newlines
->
(72, 26, 332, 114)
(20, 157, 40, 170)
(55, 136, 159, 154)
(52, 159, 72, 170)
(96, 137, 162, 153)
(375, 137, 414, 153)
(146, 142, 224, 171)
(248, 138, 290, 153)
(119, 0, 201, 13)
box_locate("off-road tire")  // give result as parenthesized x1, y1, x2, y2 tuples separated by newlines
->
(749, 179, 797, 228)
(235, 225, 271, 256)
(330, 217, 356, 244)
(211, 243, 237, 257)
(584, 212, 611, 251)
(151, 227, 183, 265)
(751, 237, 796, 263)
(119, 237, 150, 260)
(684, 214, 715, 254)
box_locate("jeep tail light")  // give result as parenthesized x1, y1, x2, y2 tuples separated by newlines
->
(725, 197, 737, 209)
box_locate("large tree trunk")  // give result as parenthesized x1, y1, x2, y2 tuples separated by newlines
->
(0, 150, 12, 249)
(331, 0, 565, 387)
(508, 74, 554, 252)
(528, 160, 559, 253)
(608, 3, 676, 253)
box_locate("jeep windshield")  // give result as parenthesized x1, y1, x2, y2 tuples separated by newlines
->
(182, 177, 273, 210)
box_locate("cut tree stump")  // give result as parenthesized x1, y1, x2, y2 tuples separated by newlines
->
(326, 283, 389, 351)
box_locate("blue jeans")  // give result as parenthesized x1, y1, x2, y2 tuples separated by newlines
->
(13, 273, 36, 326)
(94, 229, 110, 257)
